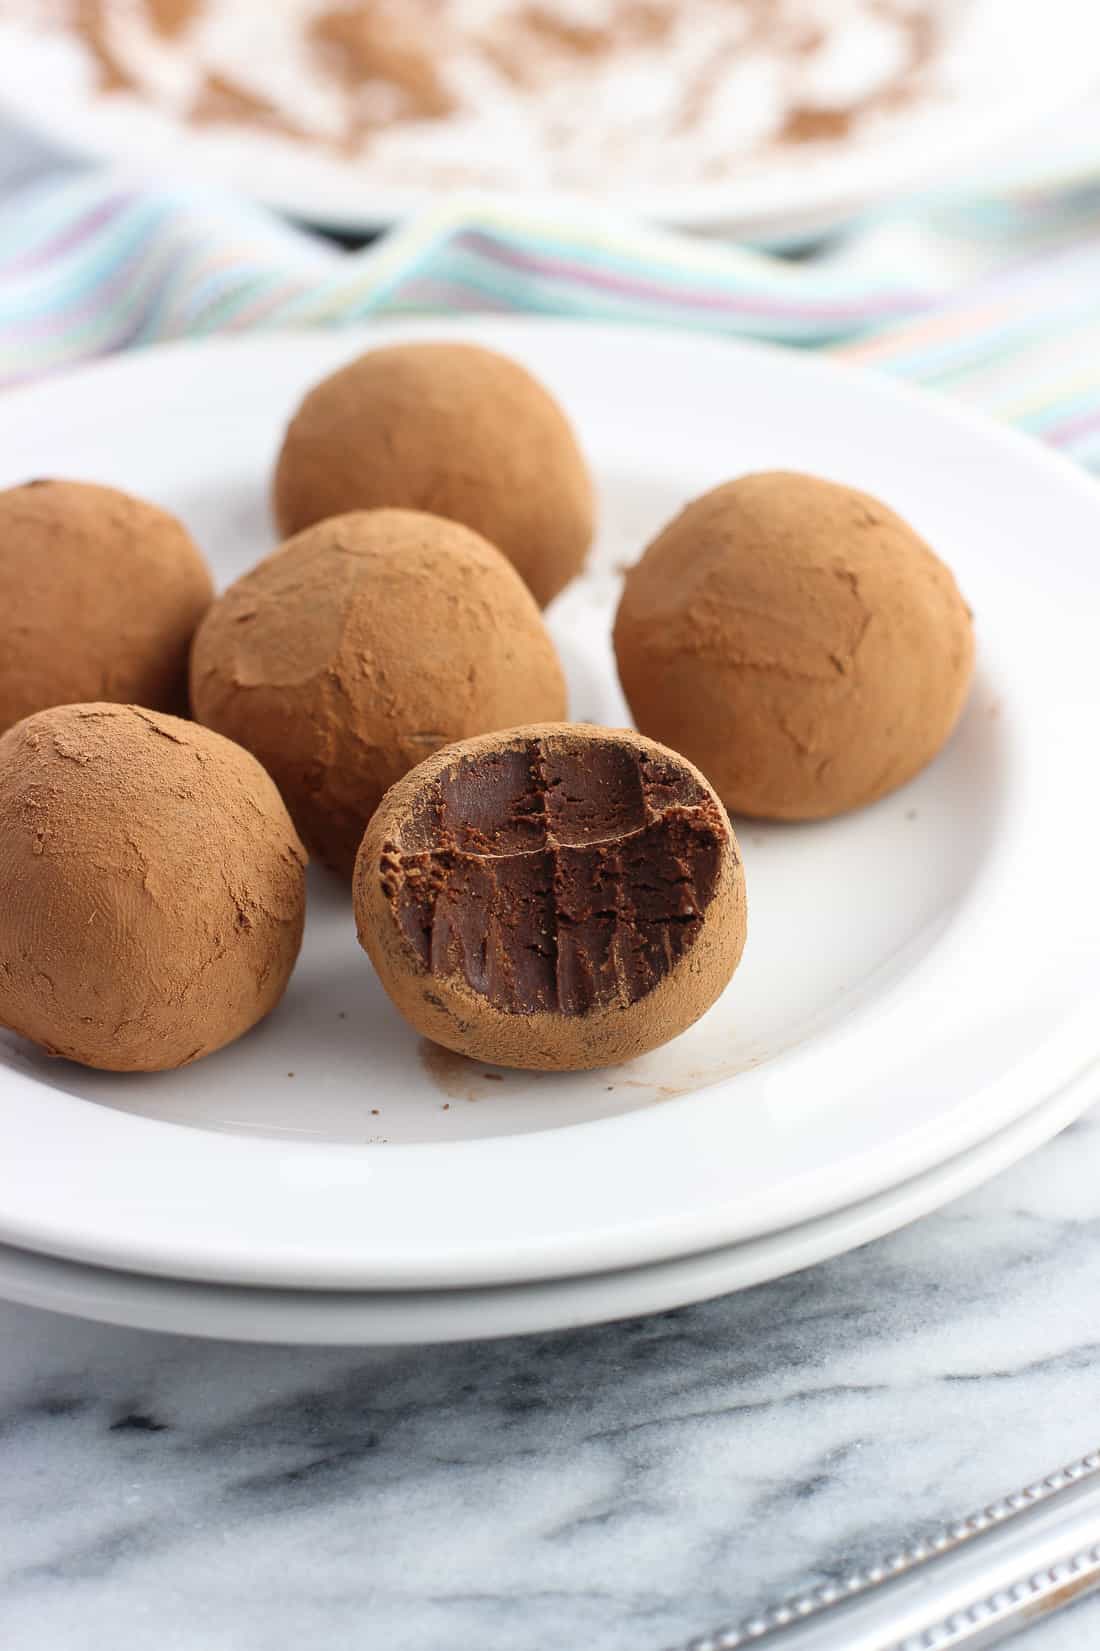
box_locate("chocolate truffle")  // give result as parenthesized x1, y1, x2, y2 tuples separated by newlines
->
(354, 723, 747, 1071)
(614, 472, 975, 820)
(0, 704, 306, 1072)
(272, 341, 594, 607)
(0, 479, 214, 735)
(190, 509, 569, 877)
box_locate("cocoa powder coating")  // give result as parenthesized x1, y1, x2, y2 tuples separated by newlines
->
(272, 342, 595, 607)
(0, 704, 307, 1072)
(190, 509, 568, 877)
(0, 479, 214, 736)
(355, 724, 747, 1070)
(614, 472, 975, 819)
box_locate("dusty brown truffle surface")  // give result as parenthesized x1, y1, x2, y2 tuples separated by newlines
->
(191, 509, 568, 877)
(0, 704, 307, 1073)
(355, 723, 747, 1070)
(272, 342, 594, 607)
(614, 471, 975, 820)
(0, 479, 214, 736)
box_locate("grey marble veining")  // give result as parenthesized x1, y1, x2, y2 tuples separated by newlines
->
(2, 1103, 1100, 1651)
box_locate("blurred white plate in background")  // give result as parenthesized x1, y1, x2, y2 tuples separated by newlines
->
(0, 0, 1097, 238)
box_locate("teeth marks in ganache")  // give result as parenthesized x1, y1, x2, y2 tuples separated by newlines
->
(382, 735, 725, 1016)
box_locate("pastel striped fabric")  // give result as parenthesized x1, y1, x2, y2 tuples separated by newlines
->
(3, 171, 1100, 467)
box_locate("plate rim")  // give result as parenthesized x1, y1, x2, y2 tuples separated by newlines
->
(0, 1061, 1094, 1344)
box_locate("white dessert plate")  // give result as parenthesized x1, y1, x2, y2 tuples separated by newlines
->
(0, 1, 1097, 238)
(0, 1061, 1094, 1345)
(0, 319, 1098, 1294)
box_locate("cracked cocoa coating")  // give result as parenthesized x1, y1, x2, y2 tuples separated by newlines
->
(0, 479, 214, 736)
(0, 704, 306, 1072)
(614, 472, 975, 820)
(272, 342, 595, 608)
(355, 724, 747, 1070)
(190, 509, 568, 877)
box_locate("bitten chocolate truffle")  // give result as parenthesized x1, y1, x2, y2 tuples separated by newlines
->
(614, 472, 975, 820)
(191, 509, 568, 877)
(354, 724, 747, 1071)
(0, 704, 307, 1072)
(0, 479, 214, 735)
(272, 341, 595, 606)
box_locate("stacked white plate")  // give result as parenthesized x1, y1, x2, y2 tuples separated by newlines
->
(2, 321, 1098, 1344)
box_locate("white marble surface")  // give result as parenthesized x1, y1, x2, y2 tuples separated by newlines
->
(2, 1101, 1100, 1651)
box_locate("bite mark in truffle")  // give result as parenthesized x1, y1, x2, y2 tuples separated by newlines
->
(378, 736, 725, 1016)
(356, 724, 747, 1071)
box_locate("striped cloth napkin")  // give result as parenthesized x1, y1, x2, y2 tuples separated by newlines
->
(3, 169, 1100, 468)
